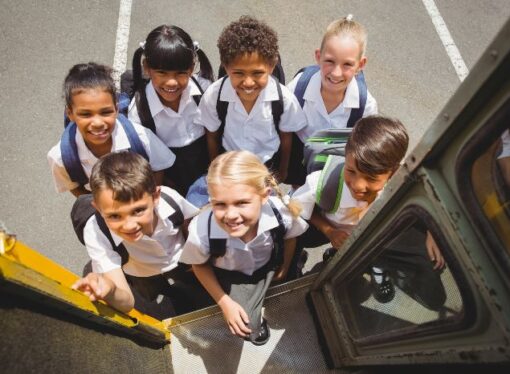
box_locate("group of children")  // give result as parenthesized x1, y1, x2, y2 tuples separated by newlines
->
(47, 14, 444, 346)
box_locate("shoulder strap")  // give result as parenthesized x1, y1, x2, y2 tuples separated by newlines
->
(267, 199, 286, 268)
(116, 113, 149, 161)
(134, 85, 157, 134)
(346, 71, 367, 128)
(316, 155, 345, 213)
(95, 211, 130, 266)
(271, 79, 284, 131)
(208, 211, 227, 259)
(294, 65, 320, 108)
(159, 191, 184, 227)
(190, 75, 204, 106)
(215, 76, 229, 139)
(117, 92, 131, 117)
(60, 123, 89, 185)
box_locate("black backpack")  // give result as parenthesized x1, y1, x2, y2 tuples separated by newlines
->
(71, 192, 184, 265)
(207, 199, 286, 269)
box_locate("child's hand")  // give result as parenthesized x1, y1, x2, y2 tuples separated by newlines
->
(425, 231, 445, 270)
(324, 227, 350, 249)
(218, 295, 252, 338)
(72, 272, 115, 302)
(273, 265, 289, 283)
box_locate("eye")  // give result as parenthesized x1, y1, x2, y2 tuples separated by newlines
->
(106, 214, 121, 221)
(178, 71, 189, 76)
(232, 72, 243, 77)
(133, 207, 147, 216)
(100, 109, 116, 116)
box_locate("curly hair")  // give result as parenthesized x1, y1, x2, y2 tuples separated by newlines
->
(217, 15, 279, 67)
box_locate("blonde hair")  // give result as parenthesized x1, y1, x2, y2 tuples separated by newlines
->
(320, 15, 367, 58)
(207, 151, 302, 218)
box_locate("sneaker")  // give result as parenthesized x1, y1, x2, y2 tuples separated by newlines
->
(251, 318, 270, 346)
(370, 268, 395, 304)
(323, 247, 337, 263)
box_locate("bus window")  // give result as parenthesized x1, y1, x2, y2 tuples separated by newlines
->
(335, 212, 465, 343)
(470, 127, 510, 257)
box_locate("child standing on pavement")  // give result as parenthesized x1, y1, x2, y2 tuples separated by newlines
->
(180, 151, 308, 345)
(286, 15, 378, 186)
(198, 16, 307, 182)
(48, 63, 175, 197)
(128, 25, 214, 196)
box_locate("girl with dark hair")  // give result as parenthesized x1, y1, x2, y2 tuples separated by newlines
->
(128, 25, 214, 196)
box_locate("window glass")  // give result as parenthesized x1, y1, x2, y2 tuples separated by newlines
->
(336, 215, 464, 342)
(470, 128, 510, 256)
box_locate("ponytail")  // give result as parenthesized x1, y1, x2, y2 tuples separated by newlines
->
(267, 175, 302, 218)
(195, 48, 214, 82)
(131, 46, 146, 94)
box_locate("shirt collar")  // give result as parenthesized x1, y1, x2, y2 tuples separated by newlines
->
(304, 70, 322, 103)
(343, 77, 360, 109)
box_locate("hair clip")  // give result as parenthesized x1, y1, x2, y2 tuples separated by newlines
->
(282, 195, 290, 205)
(193, 41, 200, 52)
(139, 41, 146, 50)
(346, 14, 354, 21)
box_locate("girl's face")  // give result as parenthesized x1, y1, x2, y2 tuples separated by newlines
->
(343, 153, 392, 204)
(315, 35, 366, 95)
(66, 88, 117, 151)
(145, 66, 193, 108)
(209, 181, 270, 243)
(224, 52, 275, 106)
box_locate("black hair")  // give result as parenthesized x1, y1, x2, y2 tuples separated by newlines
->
(132, 25, 214, 93)
(63, 62, 116, 108)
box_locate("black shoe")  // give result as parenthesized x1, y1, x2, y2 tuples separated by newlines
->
(370, 269, 395, 304)
(323, 247, 337, 263)
(251, 318, 270, 346)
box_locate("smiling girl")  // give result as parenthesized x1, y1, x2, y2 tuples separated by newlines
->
(180, 151, 307, 345)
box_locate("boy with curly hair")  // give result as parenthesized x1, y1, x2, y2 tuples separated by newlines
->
(197, 15, 307, 182)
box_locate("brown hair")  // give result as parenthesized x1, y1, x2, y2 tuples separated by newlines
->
(217, 15, 279, 67)
(345, 115, 409, 176)
(320, 15, 367, 58)
(207, 151, 301, 217)
(90, 152, 156, 202)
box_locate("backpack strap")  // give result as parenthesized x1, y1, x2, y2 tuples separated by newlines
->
(346, 71, 367, 128)
(294, 65, 320, 108)
(190, 75, 204, 107)
(60, 123, 89, 185)
(116, 113, 149, 161)
(215, 76, 229, 139)
(134, 85, 157, 134)
(316, 155, 345, 213)
(159, 191, 184, 227)
(271, 79, 284, 131)
(208, 211, 227, 259)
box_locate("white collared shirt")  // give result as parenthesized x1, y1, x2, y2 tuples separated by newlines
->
(287, 71, 378, 142)
(292, 170, 373, 234)
(180, 196, 308, 276)
(83, 186, 199, 277)
(47, 119, 176, 193)
(197, 76, 307, 162)
(128, 75, 211, 147)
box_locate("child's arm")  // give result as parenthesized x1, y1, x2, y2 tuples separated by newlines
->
(310, 210, 350, 249)
(425, 231, 445, 270)
(277, 131, 292, 182)
(192, 263, 252, 337)
(206, 129, 220, 162)
(273, 237, 296, 282)
(70, 185, 91, 198)
(72, 268, 134, 313)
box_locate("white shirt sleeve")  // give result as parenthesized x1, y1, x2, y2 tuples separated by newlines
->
(160, 186, 200, 219)
(83, 216, 123, 273)
(196, 80, 222, 132)
(286, 72, 300, 93)
(179, 214, 210, 265)
(127, 98, 143, 127)
(47, 143, 80, 193)
(291, 171, 321, 220)
(134, 123, 176, 170)
(363, 90, 378, 117)
(276, 84, 307, 133)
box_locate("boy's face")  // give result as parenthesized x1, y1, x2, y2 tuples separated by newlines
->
(93, 187, 161, 242)
(315, 35, 366, 95)
(66, 88, 117, 151)
(344, 153, 392, 204)
(224, 52, 275, 106)
(209, 181, 269, 243)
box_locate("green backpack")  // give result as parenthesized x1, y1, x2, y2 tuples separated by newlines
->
(303, 128, 351, 174)
(315, 154, 345, 214)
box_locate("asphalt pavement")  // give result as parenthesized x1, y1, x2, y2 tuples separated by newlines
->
(1, 0, 508, 275)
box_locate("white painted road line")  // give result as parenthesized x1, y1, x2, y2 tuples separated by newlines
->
(112, 0, 133, 89)
(422, 0, 469, 81)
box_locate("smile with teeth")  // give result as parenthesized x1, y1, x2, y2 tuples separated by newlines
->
(162, 87, 179, 93)
(327, 76, 344, 84)
(241, 87, 256, 94)
(89, 128, 108, 136)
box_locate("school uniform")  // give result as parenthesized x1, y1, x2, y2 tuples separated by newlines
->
(285, 71, 377, 185)
(83, 186, 199, 319)
(47, 120, 175, 193)
(498, 129, 510, 159)
(180, 196, 308, 342)
(128, 76, 212, 196)
(197, 76, 307, 165)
